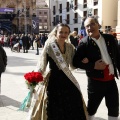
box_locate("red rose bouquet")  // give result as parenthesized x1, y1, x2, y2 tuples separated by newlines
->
(19, 72, 43, 111)
(24, 72, 43, 88)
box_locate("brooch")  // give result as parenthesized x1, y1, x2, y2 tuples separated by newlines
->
(56, 52, 60, 56)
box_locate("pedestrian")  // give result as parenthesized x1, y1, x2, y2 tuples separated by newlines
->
(0, 45, 7, 93)
(69, 31, 79, 48)
(31, 23, 88, 120)
(34, 34, 40, 55)
(107, 27, 113, 35)
(73, 16, 120, 120)
(78, 33, 84, 45)
(21, 34, 30, 53)
(40, 34, 46, 48)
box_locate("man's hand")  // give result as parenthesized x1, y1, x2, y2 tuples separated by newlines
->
(82, 58, 89, 63)
(94, 59, 107, 70)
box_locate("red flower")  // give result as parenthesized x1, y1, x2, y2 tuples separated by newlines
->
(24, 72, 43, 86)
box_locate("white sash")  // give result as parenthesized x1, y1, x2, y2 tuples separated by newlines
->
(50, 42, 81, 92)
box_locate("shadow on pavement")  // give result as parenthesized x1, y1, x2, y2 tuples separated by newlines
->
(95, 117, 120, 120)
(8, 56, 37, 67)
(4, 71, 26, 76)
(94, 117, 106, 120)
(0, 95, 28, 112)
(0, 95, 21, 108)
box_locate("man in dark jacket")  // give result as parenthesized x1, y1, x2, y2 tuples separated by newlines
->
(22, 34, 30, 53)
(0, 45, 7, 93)
(70, 31, 78, 48)
(73, 16, 120, 120)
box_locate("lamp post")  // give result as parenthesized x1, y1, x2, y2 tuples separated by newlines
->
(23, 0, 27, 34)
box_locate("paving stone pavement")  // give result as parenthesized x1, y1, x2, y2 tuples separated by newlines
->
(0, 47, 120, 120)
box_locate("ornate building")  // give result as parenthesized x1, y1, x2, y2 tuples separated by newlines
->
(36, 0, 50, 33)
(0, 0, 36, 34)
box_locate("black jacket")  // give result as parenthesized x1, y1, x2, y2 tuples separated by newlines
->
(0, 45, 7, 73)
(70, 35, 78, 48)
(73, 34, 120, 79)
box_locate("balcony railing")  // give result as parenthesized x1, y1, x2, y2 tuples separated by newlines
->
(66, 7, 70, 12)
(59, 9, 62, 13)
(52, 21, 56, 26)
(73, 18, 78, 23)
(53, 11, 56, 15)
(74, 5, 78, 10)
(65, 19, 69, 24)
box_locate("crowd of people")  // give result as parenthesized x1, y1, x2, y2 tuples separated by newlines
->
(0, 33, 48, 55)
(0, 16, 120, 120)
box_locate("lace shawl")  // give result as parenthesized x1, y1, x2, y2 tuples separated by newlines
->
(34, 39, 76, 75)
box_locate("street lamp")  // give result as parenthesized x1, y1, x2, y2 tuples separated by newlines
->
(23, 0, 27, 34)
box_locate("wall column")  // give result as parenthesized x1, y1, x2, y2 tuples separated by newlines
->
(116, 0, 120, 39)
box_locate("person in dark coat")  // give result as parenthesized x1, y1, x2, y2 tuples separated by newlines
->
(21, 34, 30, 53)
(0, 45, 7, 93)
(73, 16, 120, 120)
(69, 31, 78, 48)
(40, 34, 46, 48)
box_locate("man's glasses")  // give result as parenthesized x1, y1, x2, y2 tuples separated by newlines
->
(85, 23, 96, 29)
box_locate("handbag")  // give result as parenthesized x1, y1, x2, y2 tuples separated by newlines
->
(27, 72, 50, 120)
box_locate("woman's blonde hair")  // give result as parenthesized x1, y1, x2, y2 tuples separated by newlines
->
(47, 23, 71, 43)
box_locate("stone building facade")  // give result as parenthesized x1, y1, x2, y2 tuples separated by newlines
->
(0, 0, 50, 34)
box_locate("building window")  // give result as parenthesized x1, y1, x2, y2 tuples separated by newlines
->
(83, 11, 87, 17)
(74, 0, 78, 10)
(52, 17, 56, 26)
(39, 26, 42, 29)
(94, 9, 98, 16)
(83, 0, 87, 3)
(93, 0, 98, 6)
(44, 19, 47, 22)
(39, 12, 42, 15)
(44, 26, 47, 30)
(66, 2, 70, 12)
(56, 15, 59, 24)
(83, 4, 87, 8)
(53, 6, 56, 15)
(60, 15, 62, 23)
(26, 8, 30, 17)
(66, 14, 69, 24)
(39, 19, 42, 22)
(73, 13, 78, 23)
(59, 4, 62, 13)
(83, 0, 87, 8)
(44, 12, 47, 14)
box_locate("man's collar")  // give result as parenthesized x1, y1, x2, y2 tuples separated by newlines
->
(91, 34, 101, 40)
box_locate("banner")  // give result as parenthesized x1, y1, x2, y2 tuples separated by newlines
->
(0, 8, 14, 13)
(0, 21, 12, 32)
(32, 17, 39, 34)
